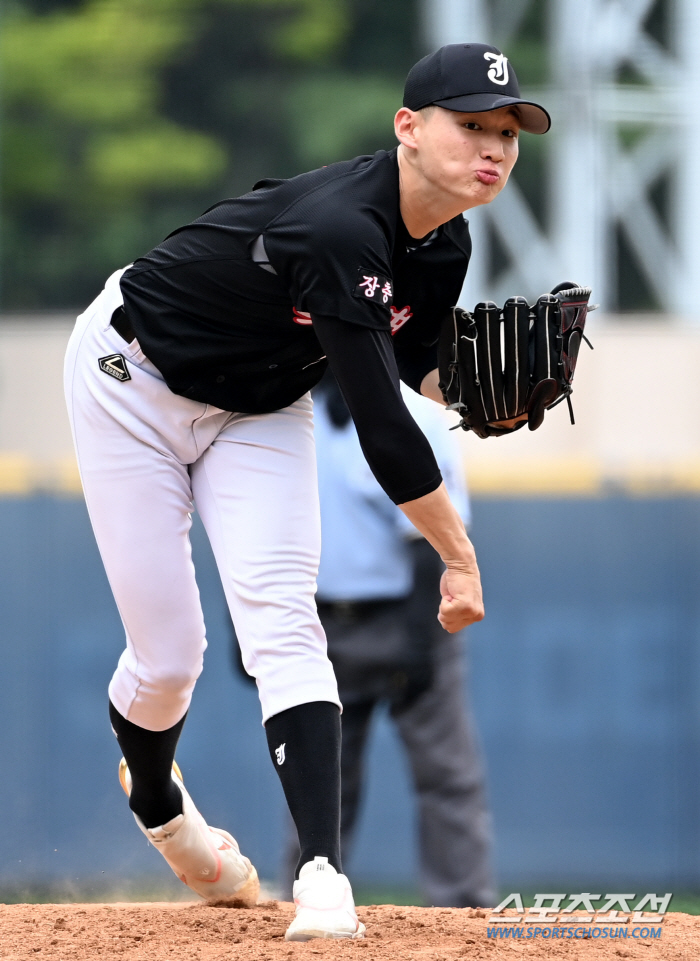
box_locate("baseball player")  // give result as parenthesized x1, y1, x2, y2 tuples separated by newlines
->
(64, 42, 549, 941)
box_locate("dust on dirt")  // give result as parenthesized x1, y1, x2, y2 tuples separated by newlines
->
(0, 900, 695, 960)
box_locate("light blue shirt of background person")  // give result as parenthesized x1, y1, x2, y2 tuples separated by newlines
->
(314, 385, 471, 603)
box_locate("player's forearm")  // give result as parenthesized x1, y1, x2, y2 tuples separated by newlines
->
(398, 482, 474, 570)
(314, 316, 443, 504)
(420, 368, 446, 406)
(399, 482, 484, 632)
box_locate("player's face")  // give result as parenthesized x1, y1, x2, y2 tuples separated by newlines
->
(409, 105, 520, 210)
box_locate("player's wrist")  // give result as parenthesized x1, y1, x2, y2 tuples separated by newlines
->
(443, 561, 479, 578)
(439, 534, 478, 573)
(399, 483, 468, 548)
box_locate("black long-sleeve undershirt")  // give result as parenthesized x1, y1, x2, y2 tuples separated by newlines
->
(312, 315, 442, 506)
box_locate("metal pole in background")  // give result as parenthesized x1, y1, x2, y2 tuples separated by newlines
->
(421, 0, 567, 307)
(673, 0, 700, 319)
(0, 0, 3, 310)
(549, 0, 610, 307)
(422, 0, 490, 306)
(422, 0, 486, 49)
(423, 0, 700, 320)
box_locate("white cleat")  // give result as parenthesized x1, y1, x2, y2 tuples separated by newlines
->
(118, 758, 259, 905)
(285, 856, 365, 941)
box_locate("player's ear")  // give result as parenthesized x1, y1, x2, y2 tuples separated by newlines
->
(395, 107, 421, 150)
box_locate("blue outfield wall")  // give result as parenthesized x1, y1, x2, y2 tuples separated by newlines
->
(1, 495, 700, 891)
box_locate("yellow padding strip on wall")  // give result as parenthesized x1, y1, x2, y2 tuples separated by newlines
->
(467, 457, 700, 497)
(3, 454, 700, 498)
(0, 455, 82, 496)
(467, 458, 602, 497)
(0, 455, 35, 495)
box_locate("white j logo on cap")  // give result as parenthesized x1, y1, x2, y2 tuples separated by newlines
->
(484, 52, 509, 86)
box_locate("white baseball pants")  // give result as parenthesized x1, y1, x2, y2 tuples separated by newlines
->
(64, 268, 340, 730)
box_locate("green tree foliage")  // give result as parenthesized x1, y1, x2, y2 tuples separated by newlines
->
(3, 0, 217, 304)
(2, 0, 418, 308)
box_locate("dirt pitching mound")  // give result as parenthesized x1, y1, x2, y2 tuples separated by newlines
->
(0, 901, 696, 959)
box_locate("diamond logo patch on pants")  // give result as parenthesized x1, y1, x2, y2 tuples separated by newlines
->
(98, 353, 131, 381)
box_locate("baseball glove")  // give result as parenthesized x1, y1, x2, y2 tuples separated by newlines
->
(437, 282, 593, 438)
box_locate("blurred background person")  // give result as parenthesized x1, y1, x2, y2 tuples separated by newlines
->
(274, 372, 495, 907)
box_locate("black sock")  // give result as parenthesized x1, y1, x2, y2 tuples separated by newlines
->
(109, 701, 186, 829)
(265, 701, 342, 878)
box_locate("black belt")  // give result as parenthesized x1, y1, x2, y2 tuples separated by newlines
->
(111, 305, 136, 344)
(316, 598, 403, 623)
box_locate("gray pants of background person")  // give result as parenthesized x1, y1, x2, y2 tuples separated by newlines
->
(280, 600, 496, 908)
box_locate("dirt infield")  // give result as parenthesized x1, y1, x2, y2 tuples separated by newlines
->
(0, 901, 697, 960)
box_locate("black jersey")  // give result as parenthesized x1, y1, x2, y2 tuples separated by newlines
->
(120, 149, 470, 414)
(119, 149, 471, 504)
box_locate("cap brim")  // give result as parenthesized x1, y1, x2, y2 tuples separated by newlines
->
(432, 93, 551, 134)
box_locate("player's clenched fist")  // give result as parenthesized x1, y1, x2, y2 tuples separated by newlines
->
(438, 565, 484, 633)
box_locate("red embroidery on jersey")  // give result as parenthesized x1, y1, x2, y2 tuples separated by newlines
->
(390, 305, 412, 335)
(293, 308, 313, 325)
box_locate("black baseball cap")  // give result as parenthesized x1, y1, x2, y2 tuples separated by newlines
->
(404, 43, 551, 135)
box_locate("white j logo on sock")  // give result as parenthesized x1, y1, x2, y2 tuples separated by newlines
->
(275, 742, 286, 765)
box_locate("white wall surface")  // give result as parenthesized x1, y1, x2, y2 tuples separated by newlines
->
(0, 315, 78, 492)
(459, 316, 700, 494)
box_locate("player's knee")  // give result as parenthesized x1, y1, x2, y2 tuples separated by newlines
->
(151, 665, 201, 697)
(143, 649, 204, 698)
